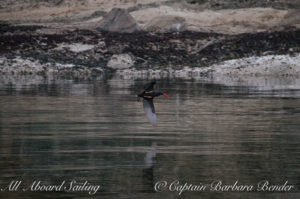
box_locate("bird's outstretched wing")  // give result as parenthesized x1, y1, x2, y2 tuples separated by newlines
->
(143, 99, 157, 127)
(143, 80, 156, 91)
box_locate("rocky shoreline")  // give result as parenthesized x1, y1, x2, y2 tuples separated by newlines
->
(1, 0, 300, 81)
(1, 23, 300, 77)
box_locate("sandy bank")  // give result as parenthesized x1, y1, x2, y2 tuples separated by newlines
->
(132, 7, 288, 34)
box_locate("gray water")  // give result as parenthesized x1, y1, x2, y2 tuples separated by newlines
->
(0, 77, 299, 199)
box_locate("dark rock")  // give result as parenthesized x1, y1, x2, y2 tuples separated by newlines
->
(208, 0, 300, 10)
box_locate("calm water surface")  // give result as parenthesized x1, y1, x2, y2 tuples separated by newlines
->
(0, 77, 299, 199)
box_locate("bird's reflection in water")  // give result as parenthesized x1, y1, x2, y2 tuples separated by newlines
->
(142, 142, 157, 193)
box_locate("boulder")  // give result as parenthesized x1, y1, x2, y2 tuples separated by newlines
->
(107, 54, 134, 69)
(146, 15, 187, 32)
(97, 8, 140, 33)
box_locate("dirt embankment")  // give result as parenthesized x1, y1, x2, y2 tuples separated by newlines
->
(0, 0, 299, 34)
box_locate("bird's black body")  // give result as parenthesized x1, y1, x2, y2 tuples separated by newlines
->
(138, 81, 163, 100)
(137, 80, 163, 102)
(137, 81, 168, 126)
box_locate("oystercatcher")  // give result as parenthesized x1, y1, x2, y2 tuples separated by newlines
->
(137, 80, 169, 126)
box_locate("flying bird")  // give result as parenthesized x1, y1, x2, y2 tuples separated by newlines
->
(137, 80, 169, 126)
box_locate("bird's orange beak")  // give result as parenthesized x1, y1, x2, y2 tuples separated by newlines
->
(163, 93, 170, 98)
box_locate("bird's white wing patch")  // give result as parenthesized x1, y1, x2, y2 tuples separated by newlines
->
(143, 100, 157, 127)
